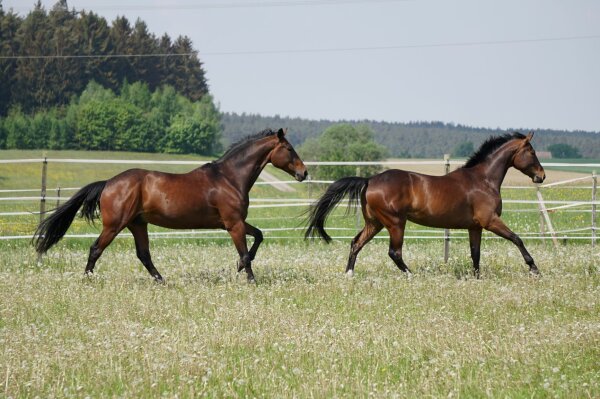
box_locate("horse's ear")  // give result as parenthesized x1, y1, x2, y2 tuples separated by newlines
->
(526, 131, 534, 142)
(277, 128, 286, 140)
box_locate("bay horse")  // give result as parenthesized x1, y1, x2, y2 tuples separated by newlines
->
(34, 128, 308, 282)
(305, 132, 545, 277)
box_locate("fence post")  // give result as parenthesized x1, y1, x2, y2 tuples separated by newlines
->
(56, 186, 61, 208)
(38, 156, 48, 264)
(39, 156, 48, 225)
(539, 207, 546, 239)
(443, 154, 450, 263)
(536, 186, 559, 248)
(592, 171, 597, 248)
(356, 166, 361, 231)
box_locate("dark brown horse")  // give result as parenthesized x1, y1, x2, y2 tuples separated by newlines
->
(306, 132, 545, 277)
(34, 128, 307, 282)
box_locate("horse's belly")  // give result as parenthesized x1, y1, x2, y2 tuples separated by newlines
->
(407, 210, 474, 230)
(143, 207, 224, 229)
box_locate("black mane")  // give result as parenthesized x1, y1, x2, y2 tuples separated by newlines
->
(216, 128, 277, 162)
(462, 132, 526, 168)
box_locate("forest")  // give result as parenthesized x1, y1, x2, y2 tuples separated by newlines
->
(1, 1, 599, 158)
(0, 0, 220, 154)
(0, 0, 207, 115)
(222, 113, 600, 159)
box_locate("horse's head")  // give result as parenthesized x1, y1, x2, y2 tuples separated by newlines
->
(513, 132, 546, 183)
(270, 128, 308, 182)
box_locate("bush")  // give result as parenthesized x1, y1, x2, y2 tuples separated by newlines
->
(547, 143, 582, 159)
(75, 99, 152, 151)
(453, 141, 474, 157)
(0, 81, 221, 155)
(4, 107, 33, 149)
(300, 124, 387, 180)
(163, 96, 221, 155)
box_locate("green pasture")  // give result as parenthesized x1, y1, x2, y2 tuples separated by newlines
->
(1, 150, 599, 397)
(0, 150, 598, 245)
(0, 240, 599, 398)
(542, 158, 600, 174)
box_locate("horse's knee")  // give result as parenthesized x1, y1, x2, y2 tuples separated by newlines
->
(88, 244, 102, 260)
(511, 234, 523, 247)
(136, 249, 151, 263)
(388, 248, 401, 261)
(237, 254, 252, 272)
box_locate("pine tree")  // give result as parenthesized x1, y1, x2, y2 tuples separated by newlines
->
(0, 4, 21, 115)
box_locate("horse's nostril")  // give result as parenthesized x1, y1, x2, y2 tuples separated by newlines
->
(303, 170, 308, 178)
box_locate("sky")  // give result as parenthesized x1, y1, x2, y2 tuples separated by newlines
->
(4, 0, 600, 132)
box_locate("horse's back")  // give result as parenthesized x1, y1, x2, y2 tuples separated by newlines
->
(99, 167, 225, 229)
(365, 168, 481, 228)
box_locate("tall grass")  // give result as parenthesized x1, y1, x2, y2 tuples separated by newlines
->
(1, 240, 599, 397)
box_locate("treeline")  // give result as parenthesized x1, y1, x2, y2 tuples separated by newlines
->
(0, 81, 221, 154)
(222, 113, 600, 159)
(0, 0, 208, 115)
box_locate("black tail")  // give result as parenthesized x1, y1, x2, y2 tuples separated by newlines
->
(305, 176, 368, 243)
(33, 181, 107, 254)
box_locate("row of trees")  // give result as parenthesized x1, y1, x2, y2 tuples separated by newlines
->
(453, 141, 581, 158)
(0, 0, 208, 115)
(222, 113, 597, 159)
(547, 143, 582, 159)
(0, 81, 221, 154)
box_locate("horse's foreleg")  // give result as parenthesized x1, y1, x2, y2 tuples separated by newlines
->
(485, 217, 539, 275)
(387, 222, 412, 275)
(128, 222, 163, 283)
(227, 222, 254, 282)
(346, 220, 382, 276)
(85, 227, 120, 276)
(468, 227, 482, 278)
(244, 222, 263, 262)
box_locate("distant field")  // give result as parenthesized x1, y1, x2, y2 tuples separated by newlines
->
(542, 158, 600, 174)
(1, 150, 598, 243)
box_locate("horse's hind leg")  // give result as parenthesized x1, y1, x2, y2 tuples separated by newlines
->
(468, 227, 482, 278)
(85, 227, 120, 276)
(387, 220, 412, 275)
(128, 222, 164, 282)
(346, 219, 383, 276)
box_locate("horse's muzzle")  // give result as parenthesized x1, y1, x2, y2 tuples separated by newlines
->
(533, 173, 546, 184)
(295, 170, 308, 182)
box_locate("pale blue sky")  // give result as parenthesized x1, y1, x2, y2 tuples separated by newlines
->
(5, 0, 600, 132)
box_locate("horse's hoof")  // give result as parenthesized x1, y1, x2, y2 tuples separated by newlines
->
(247, 276, 256, 284)
(345, 270, 354, 278)
(529, 268, 541, 277)
(154, 276, 166, 284)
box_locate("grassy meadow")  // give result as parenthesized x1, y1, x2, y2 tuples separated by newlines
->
(1, 240, 599, 397)
(1, 150, 599, 397)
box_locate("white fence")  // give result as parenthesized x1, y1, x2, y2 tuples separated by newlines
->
(0, 158, 598, 249)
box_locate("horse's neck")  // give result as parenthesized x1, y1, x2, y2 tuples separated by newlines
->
(478, 144, 517, 190)
(219, 140, 275, 193)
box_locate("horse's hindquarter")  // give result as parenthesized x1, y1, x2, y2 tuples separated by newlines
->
(367, 170, 484, 229)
